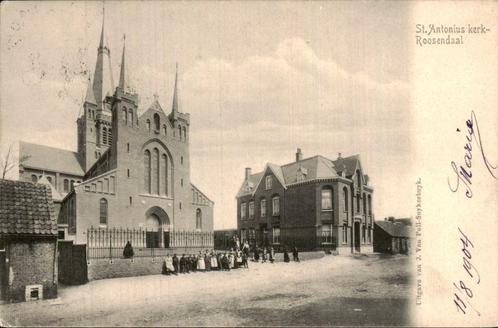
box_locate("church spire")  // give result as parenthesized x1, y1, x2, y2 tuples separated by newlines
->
(118, 34, 128, 91)
(92, 6, 115, 111)
(84, 73, 96, 104)
(171, 63, 179, 115)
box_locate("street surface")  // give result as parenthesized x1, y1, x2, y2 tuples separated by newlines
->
(0, 254, 411, 326)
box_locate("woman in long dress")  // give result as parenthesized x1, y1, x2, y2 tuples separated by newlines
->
(197, 252, 205, 271)
(210, 251, 218, 270)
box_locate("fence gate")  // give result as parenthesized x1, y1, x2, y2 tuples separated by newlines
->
(58, 241, 88, 285)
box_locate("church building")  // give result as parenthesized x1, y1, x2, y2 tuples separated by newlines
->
(237, 149, 374, 254)
(18, 19, 214, 248)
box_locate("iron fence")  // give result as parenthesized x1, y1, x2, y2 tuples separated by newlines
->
(86, 226, 214, 259)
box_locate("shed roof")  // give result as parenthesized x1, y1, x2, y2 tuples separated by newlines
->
(375, 220, 412, 238)
(0, 179, 57, 236)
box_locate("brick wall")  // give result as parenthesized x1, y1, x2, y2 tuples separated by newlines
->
(87, 246, 208, 280)
(6, 238, 57, 302)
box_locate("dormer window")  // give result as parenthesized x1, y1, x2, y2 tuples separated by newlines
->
(265, 176, 272, 190)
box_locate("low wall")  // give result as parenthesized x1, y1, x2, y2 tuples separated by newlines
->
(87, 247, 212, 281)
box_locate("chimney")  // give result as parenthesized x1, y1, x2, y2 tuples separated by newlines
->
(338, 152, 342, 159)
(245, 167, 252, 180)
(296, 148, 303, 162)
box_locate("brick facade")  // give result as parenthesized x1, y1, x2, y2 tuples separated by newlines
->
(4, 238, 58, 302)
(18, 23, 214, 247)
(237, 150, 374, 253)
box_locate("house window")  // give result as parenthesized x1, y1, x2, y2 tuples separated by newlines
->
(368, 195, 372, 215)
(356, 195, 360, 213)
(196, 208, 202, 230)
(322, 225, 332, 244)
(241, 202, 247, 220)
(249, 228, 256, 243)
(367, 226, 371, 243)
(265, 176, 272, 190)
(108, 128, 112, 144)
(57, 230, 65, 240)
(99, 198, 108, 225)
(71, 180, 75, 191)
(248, 201, 254, 219)
(362, 225, 366, 243)
(272, 196, 280, 216)
(272, 227, 280, 244)
(356, 170, 362, 189)
(31, 174, 38, 183)
(260, 199, 266, 217)
(342, 224, 348, 244)
(240, 229, 247, 243)
(343, 187, 348, 213)
(321, 187, 333, 210)
(363, 193, 367, 216)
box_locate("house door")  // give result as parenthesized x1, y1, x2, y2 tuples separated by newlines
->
(354, 222, 361, 252)
(0, 249, 6, 300)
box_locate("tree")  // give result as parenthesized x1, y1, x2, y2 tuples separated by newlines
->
(0, 143, 30, 179)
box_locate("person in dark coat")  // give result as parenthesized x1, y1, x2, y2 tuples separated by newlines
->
(216, 252, 223, 271)
(172, 254, 179, 274)
(123, 241, 134, 258)
(292, 246, 300, 262)
(269, 247, 275, 264)
(283, 248, 290, 262)
(254, 247, 260, 262)
(180, 254, 187, 273)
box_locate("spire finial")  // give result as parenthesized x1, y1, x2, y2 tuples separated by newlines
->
(172, 62, 179, 114)
(118, 34, 127, 91)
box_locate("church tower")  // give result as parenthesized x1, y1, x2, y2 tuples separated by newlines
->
(77, 12, 114, 171)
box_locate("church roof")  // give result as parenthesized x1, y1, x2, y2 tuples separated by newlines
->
(20, 141, 84, 177)
(0, 179, 57, 236)
(37, 175, 63, 202)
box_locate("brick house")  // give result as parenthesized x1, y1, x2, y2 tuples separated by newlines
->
(0, 179, 58, 302)
(18, 19, 213, 250)
(236, 149, 374, 254)
(373, 218, 412, 254)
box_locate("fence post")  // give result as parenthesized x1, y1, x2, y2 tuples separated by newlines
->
(109, 227, 112, 260)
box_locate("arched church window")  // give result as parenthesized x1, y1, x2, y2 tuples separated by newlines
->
(162, 154, 168, 195)
(63, 179, 69, 192)
(144, 150, 151, 193)
(178, 126, 182, 140)
(163, 124, 167, 136)
(196, 208, 202, 230)
(102, 127, 108, 145)
(128, 109, 133, 126)
(182, 126, 186, 141)
(123, 108, 128, 124)
(108, 128, 112, 145)
(152, 148, 159, 195)
(146, 119, 151, 132)
(154, 113, 160, 131)
(99, 198, 108, 225)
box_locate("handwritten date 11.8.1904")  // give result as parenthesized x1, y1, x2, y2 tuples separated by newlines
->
(453, 228, 480, 316)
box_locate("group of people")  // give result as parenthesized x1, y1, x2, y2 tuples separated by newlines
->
(161, 250, 249, 275)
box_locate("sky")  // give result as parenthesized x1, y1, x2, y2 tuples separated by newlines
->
(0, 1, 414, 229)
